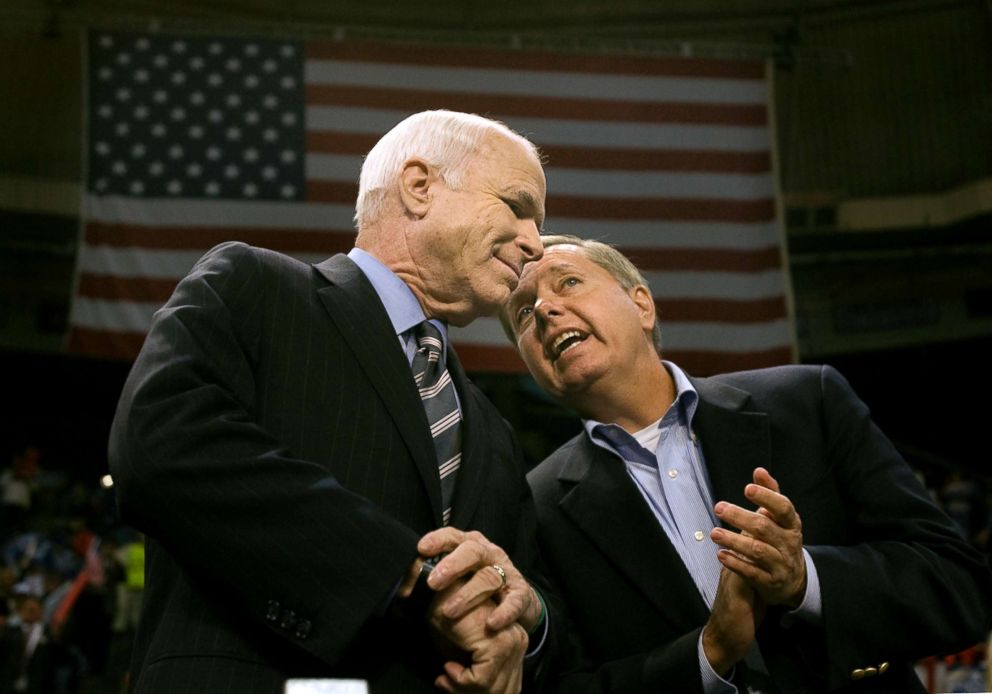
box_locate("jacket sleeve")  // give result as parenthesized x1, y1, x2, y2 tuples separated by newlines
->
(108, 242, 421, 667)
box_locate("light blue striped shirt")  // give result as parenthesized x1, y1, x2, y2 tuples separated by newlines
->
(584, 361, 821, 693)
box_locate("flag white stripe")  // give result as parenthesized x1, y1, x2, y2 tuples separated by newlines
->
(71, 297, 160, 332)
(306, 106, 771, 152)
(305, 60, 768, 105)
(551, 220, 780, 250)
(77, 245, 326, 278)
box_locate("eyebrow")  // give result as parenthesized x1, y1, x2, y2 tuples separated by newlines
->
(506, 189, 544, 231)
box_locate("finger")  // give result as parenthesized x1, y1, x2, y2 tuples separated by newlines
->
(418, 526, 475, 557)
(438, 564, 508, 620)
(429, 538, 499, 590)
(717, 548, 771, 584)
(435, 671, 458, 693)
(744, 484, 801, 530)
(710, 527, 777, 570)
(485, 581, 528, 630)
(752, 467, 779, 493)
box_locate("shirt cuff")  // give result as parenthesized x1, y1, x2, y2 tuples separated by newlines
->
(783, 548, 822, 626)
(524, 590, 549, 659)
(698, 631, 738, 694)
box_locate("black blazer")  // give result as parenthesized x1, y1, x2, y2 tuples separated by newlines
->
(528, 364, 991, 694)
(110, 242, 550, 693)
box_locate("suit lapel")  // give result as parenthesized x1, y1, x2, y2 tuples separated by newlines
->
(312, 255, 443, 523)
(557, 438, 710, 630)
(690, 376, 771, 515)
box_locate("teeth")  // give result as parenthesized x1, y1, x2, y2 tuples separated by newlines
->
(552, 330, 584, 357)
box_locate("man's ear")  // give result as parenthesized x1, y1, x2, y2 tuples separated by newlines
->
(397, 157, 434, 218)
(629, 285, 656, 334)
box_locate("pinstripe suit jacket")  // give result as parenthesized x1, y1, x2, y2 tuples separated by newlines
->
(527, 365, 991, 694)
(109, 242, 548, 693)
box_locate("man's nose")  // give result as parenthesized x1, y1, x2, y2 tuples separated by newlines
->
(534, 296, 562, 327)
(515, 219, 542, 263)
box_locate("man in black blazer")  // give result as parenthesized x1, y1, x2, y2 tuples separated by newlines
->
(502, 234, 991, 693)
(109, 110, 554, 693)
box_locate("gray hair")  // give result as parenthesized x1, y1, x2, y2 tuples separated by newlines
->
(354, 110, 540, 229)
(502, 234, 663, 355)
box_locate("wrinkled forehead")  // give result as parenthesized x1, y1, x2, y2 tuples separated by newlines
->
(514, 244, 586, 291)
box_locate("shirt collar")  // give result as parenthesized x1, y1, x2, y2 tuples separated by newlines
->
(583, 359, 698, 442)
(347, 248, 449, 345)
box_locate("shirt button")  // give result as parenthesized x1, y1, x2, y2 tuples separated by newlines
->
(694, 530, 705, 541)
(667, 469, 678, 479)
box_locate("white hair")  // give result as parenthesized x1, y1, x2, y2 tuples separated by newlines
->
(354, 110, 539, 229)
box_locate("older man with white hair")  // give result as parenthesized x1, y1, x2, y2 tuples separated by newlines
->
(110, 110, 556, 694)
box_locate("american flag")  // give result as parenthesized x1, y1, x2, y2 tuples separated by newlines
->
(70, 30, 795, 375)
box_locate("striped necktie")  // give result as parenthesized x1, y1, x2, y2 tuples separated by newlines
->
(411, 321, 461, 526)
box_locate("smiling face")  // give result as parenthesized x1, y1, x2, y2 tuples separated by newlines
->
(507, 244, 657, 403)
(411, 133, 546, 325)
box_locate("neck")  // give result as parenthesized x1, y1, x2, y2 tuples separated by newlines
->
(574, 352, 675, 433)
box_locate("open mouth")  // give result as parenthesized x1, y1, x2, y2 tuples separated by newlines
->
(550, 330, 588, 361)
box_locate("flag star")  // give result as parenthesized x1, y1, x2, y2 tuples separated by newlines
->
(131, 143, 146, 158)
(115, 87, 132, 101)
(226, 126, 242, 141)
(189, 56, 205, 70)
(133, 105, 149, 119)
(135, 37, 150, 51)
(226, 93, 241, 107)
(280, 150, 296, 163)
(244, 74, 259, 88)
(153, 90, 168, 103)
(129, 180, 145, 195)
(280, 184, 296, 198)
(115, 122, 130, 136)
(95, 141, 111, 156)
(280, 75, 296, 89)
(170, 107, 186, 121)
(168, 144, 184, 159)
(112, 160, 127, 175)
(167, 179, 183, 194)
(263, 94, 278, 108)
(171, 71, 187, 85)
(244, 111, 259, 124)
(94, 178, 109, 191)
(148, 161, 164, 176)
(151, 123, 167, 137)
(245, 43, 259, 56)
(205, 181, 220, 196)
(188, 125, 204, 139)
(189, 91, 205, 105)
(224, 164, 240, 179)
(209, 42, 223, 55)
(262, 128, 278, 142)
(281, 112, 297, 126)
(243, 148, 259, 162)
(208, 73, 223, 87)
(243, 182, 258, 197)
(262, 60, 277, 73)
(98, 105, 113, 119)
(208, 109, 224, 123)
(99, 35, 113, 48)
(280, 44, 294, 57)
(172, 40, 187, 54)
(225, 58, 241, 72)
(134, 69, 149, 83)
(206, 146, 222, 160)
(153, 54, 169, 68)
(187, 163, 203, 177)
(98, 67, 113, 81)
(116, 52, 132, 65)
(262, 166, 277, 180)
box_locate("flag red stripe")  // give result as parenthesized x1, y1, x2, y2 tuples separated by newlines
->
(305, 42, 766, 80)
(306, 131, 772, 174)
(305, 84, 768, 126)
(656, 297, 787, 322)
(67, 327, 148, 361)
(85, 222, 356, 254)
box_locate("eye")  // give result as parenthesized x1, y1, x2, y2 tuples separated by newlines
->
(561, 276, 580, 288)
(515, 305, 534, 325)
(504, 198, 524, 218)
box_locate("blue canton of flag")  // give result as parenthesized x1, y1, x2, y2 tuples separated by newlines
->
(88, 32, 306, 201)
